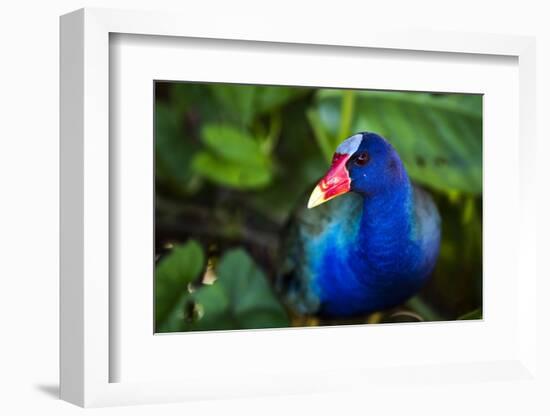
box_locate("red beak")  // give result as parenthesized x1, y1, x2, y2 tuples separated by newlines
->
(307, 153, 352, 209)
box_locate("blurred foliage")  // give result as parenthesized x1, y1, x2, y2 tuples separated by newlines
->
(155, 81, 483, 332)
(192, 124, 273, 189)
(458, 308, 483, 320)
(156, 241, 288, 332)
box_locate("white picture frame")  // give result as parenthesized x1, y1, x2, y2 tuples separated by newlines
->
(60, 7, 538, 408)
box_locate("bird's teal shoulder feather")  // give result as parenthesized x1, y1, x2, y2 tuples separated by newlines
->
(276, 192, 363, 315)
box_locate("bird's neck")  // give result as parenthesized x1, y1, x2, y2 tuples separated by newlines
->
(353, 180, 418, 277)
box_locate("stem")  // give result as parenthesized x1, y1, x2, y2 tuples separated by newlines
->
(156, 197, 280, 256)
(406, 296, 443, 321)
(307, 109, 333, 163)
(262, 111, 282, 154)
(337, 90, 355, 145)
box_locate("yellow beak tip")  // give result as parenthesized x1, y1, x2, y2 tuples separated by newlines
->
(307, 185, 325, 209)
(307, 200, 318, 209)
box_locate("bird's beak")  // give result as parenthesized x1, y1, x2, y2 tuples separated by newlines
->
(308, 153, 351, 209)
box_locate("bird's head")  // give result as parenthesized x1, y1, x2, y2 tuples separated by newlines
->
(308, 132, 408, 209)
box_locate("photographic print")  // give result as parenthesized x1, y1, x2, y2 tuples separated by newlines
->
(154, 82, 482, 333)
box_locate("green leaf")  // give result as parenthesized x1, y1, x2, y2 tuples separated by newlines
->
(217, 248, 289, 329)
(441, 93, 482, 114)
(201, 124, 270, 167)
(254, 86, 310, 115)
(208, 84, 309, 125)
(157, 248, 289, 332)
(155, 240, 205, 330)
(166, 283, 235, 332)
(209, 84, 257, 126)
(313, 90, 483, 194)
(458, 308, 482, 320)
(191, 151, 272, 189)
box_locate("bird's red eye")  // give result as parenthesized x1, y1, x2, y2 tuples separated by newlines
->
(354, 152, 370, 166)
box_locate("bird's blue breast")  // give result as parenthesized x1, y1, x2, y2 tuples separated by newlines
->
(310, 235, 376, 317)
(302, 189, 438, 317)
(302, 194, 383, 317)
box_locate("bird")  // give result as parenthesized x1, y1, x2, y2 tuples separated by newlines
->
(276, 132, 441, 319)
